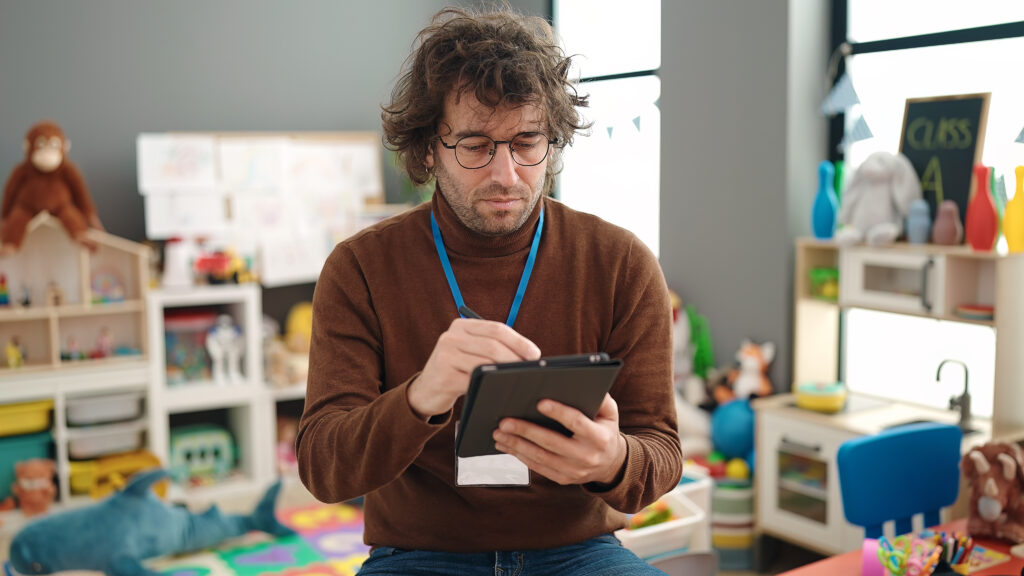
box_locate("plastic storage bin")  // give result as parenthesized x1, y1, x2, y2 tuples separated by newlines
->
(69, 450, 164, 498)
(0, 431, 52, 500)
(0, 399, 54, 437)
(616, 486, 705, 559)
(66, 419, 146, 459)
(66, 391, 144, 426)
(164, 310, 217, 385)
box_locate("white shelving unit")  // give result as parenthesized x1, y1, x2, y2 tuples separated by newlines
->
(146, 284, 280, 503)
(0, 215, 152, 546)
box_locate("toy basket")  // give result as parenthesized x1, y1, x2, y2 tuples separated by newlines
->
(616, 486, 705, 559)
(0, 399, 53, 437)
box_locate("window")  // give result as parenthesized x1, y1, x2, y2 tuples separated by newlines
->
(554, 0, 661, 256)
(840, 2, 1024, 193)
(836, 2, 1024, 417)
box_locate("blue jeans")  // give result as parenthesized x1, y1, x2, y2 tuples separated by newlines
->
(355, 534, 668, 575)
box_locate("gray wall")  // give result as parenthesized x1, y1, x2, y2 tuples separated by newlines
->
(660, 1, 828, 390)
(0, 0, 826, 378)
(0, 0, 547, 324)
(0, 0, 547, 242)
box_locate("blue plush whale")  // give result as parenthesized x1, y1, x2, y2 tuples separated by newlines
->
(7, 468, 296, 576)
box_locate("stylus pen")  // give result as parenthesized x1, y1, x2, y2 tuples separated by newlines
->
(458, 305, 483, 320)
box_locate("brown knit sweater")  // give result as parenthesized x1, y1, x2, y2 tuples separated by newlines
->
(297, 191, 681, 552)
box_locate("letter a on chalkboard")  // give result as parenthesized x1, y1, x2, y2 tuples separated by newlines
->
(921, 156, 944, 204)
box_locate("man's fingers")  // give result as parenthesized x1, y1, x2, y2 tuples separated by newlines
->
(458, 318, 541, 360)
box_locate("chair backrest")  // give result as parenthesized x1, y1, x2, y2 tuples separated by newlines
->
(837, 422, 962, 538)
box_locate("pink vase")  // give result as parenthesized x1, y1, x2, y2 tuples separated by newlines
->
(965, 165, 998, 251)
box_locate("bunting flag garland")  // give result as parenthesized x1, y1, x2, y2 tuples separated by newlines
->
(821, 72, 860, 117)
(838, 114, 873, 152)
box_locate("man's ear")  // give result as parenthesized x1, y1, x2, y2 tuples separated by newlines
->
(64, 139, 71, 153)
(22, 139, 28, 154)
(423, 143, 434, 169)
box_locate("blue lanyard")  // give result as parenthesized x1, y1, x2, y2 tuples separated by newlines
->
(430, 208, 543, 329)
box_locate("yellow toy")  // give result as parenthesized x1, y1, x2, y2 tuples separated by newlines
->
(6, 336, 24, 368)
(726, 458, 751, 481)
(285, 302, 313, 354)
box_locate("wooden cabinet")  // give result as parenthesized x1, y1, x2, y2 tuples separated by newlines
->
(759, 238, 1024, 555)
(756, 408, 861, 555)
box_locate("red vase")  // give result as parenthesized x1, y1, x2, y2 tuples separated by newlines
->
(965, 165, 998, 251)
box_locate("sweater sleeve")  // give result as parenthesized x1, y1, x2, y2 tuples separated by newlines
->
(583, 236, 682, 513)
(296, 244, 451, 503)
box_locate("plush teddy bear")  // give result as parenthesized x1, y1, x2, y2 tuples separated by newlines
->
(1, 120, 103, 254)
(11, 458, 56, 517)
(835, 151, 922, 246)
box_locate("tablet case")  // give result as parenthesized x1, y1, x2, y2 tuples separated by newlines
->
(455, 353, 623, 458)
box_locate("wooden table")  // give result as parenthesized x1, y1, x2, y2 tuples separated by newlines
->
(779, 519, 1024, 576)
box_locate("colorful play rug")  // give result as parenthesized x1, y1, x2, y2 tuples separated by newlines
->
(148, 502, 369, 576)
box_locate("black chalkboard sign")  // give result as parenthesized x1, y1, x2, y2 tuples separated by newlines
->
(898, 93, 990, 229)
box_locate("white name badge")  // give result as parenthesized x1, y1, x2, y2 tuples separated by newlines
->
(454, 423, 529, 486)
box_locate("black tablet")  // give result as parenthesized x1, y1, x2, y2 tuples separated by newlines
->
(455, 353, 623, 458)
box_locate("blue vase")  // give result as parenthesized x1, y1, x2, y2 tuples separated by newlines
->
(811, 161, 838, 239)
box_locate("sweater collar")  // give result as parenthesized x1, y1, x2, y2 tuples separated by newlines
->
(431, 188, 544, 258)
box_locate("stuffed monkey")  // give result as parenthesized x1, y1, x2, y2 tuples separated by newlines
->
(1, 120, 103, 253)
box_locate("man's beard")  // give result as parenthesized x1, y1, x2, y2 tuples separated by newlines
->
(434, 161, 544, 236)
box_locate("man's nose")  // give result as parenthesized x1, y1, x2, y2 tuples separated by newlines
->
(489, 144, 520, 188)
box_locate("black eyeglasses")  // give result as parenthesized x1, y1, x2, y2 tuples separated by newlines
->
(436, 132, 560, 169)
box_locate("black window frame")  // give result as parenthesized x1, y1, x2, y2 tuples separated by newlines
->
(827, 0, 1024, 164)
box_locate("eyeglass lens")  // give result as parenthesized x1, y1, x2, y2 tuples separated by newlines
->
(454, 133, 550, 168)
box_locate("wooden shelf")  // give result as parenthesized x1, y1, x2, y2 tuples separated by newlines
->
(56, 300, 145, 317)
(0, 307, 51, 321)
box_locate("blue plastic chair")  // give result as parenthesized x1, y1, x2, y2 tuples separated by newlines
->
(836, 422, 962, 538)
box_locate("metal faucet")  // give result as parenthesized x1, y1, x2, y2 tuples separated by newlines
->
(936, 359, 971, 431)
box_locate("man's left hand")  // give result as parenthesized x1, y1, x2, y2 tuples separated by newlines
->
(492, 394, 626, 486)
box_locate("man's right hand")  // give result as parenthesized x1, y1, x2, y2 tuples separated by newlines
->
(407, 317, 541, 419)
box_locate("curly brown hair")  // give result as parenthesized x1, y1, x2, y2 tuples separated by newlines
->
(381, 6, 589, 192)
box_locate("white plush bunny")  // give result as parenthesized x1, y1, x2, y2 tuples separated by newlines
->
(835, 151, 922, 246)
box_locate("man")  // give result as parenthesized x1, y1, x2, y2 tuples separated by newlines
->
(297, 6, 682, 575)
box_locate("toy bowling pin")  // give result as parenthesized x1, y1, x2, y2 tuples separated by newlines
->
(1005, 166, 1024, 253)
(965, 164, 998, 251)
(906, 199, 932, 244)
(811, 160, 838, 239)
(932, 200, 963, 245)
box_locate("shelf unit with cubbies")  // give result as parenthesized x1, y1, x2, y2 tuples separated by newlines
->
(0, 214, 152, 543)
(0, 213, 150, 374)
(146, 283, 279, 502)
(795, 239, 1024, 434)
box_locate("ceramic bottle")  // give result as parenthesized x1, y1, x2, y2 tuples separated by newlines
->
(811, 161, 838, 240)
(965, 164, 999, 251)
(906, 198, 931, 244)
(932, 200, 963, 245)
(1005, 166, 1024, 253)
